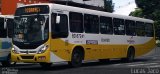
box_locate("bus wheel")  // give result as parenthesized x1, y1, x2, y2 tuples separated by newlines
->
(127, 47, 135, 62)
(122, 47, 135, 62)
(68, 49, 84, 67)
(1, 54, 11, 67)
(40, 63, 52, 68)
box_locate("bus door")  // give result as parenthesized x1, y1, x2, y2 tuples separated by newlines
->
(0, 18, 12, 59)
(50, 10, 70, 62)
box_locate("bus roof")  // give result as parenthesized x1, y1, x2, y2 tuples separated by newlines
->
(19, 3, 154, 23)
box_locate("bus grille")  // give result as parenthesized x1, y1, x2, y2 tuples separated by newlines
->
(20, 51, 37, 54)
(21, 56, 34, 59)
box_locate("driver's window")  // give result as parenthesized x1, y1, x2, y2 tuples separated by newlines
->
(51, 13, 68, 38)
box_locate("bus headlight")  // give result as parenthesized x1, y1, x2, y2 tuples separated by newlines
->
(12, 47, 19, 54)
(37, 45, 48, 54)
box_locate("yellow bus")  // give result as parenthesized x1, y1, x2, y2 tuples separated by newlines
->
(11, 3, 156, 68)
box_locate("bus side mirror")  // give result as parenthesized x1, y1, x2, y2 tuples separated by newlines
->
(56, 16, 60, 24)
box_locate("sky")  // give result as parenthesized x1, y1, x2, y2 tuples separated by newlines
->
(113, 0, 137, 16)
(72, 0, 136, 16)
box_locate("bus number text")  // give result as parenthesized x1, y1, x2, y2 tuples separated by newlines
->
(72, 34, 84, 38)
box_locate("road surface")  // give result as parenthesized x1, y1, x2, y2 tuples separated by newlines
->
(0, 47, 160, 74)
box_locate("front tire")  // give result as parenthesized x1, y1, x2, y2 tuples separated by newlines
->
(1, 54, 11, 67)
(68, 49, 84, 67)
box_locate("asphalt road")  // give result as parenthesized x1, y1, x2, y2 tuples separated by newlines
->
(0, 47, 160, 74)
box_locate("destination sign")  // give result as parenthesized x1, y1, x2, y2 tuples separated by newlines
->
(25, 7, 41, 13)
(15, 5, 49, 15)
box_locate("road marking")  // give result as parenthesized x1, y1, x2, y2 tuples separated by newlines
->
(112, 64, 122, 66)
(153, 57, 157, 59)
(112, 62, 144, 66)
(128, 63, 158, 67)
(154, 61, 160, 63)
(148, 65, 160, 68)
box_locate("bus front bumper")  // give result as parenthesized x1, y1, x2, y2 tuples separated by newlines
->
(11, 53, 50, 63)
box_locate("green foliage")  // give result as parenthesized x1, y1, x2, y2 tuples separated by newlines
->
(130, 0, 160, 38)
(104, 0, 114, 12)
(129, 8, 143, 17)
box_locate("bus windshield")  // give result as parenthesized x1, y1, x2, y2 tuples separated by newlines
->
(13, 15, 49, 43)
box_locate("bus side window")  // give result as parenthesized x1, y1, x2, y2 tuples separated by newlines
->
(125, 20, 136, 36)
(7, 18, 14, 38)
(69, 12, 83, 33)
(0, 17, 7, 38)
(145, 23, 154, 37)
(51, 13, 68, 38)
(84, 14, 99, 34)
(136, 21, 145, 36)
(100, 16, 113, 34)
(113, 18, 125, 35)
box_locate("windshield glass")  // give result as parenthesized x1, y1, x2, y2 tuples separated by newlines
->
(13, 15, 49, 43)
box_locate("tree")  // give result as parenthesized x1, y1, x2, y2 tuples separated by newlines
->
(129, 8, 143, 18)
(130, 0, 160, 38)
(104, 0, 114, 12)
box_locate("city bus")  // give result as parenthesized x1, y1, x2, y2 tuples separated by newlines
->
(0, 15, 14, 66)
(11, 3, 156, 68)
